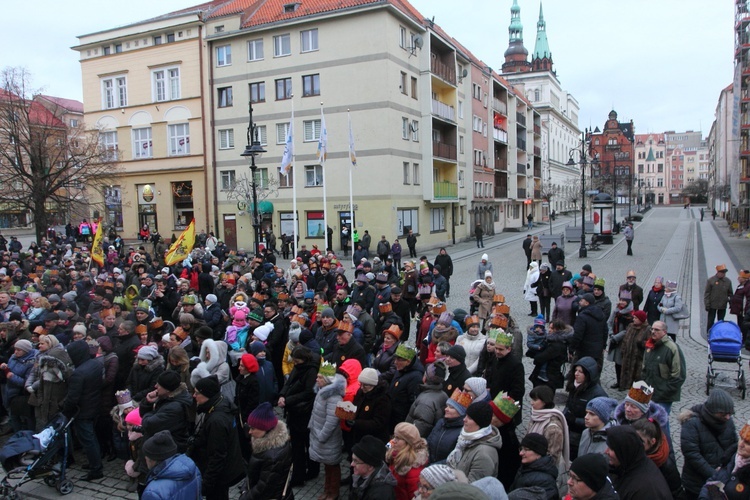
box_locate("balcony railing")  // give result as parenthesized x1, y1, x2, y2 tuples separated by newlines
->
(494, 186, 508, 198)
(533, 146, 541, 156)
(517, 139, 526, 151)
(516, 112, 526, 126)
(517, 188, 527, 199)
(431, 56, 456, 85)
(433, 141, 457, 161)
(495, 158, 507, 171)
(431, 99, 456, 122)
(492, 98, 507, 114)
(433, 181, 458, 199)
(516, 163, 527, 175)
(493, 128, 508, 143)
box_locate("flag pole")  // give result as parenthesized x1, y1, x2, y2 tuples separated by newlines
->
(291, 97, 298, 258)
(319, 102, 328, 252)
(348, 109, 356, 268)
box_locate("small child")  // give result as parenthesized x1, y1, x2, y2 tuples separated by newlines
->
(526, 315, 548, 381)
(123, 408, 145, 493)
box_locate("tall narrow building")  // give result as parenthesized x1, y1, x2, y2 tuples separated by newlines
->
(502, 0, 531, 74)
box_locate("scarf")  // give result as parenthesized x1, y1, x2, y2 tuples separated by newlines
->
(647, 435, 670, 468)
(734, 454, 750, 474)
(446, 426, 493, 468)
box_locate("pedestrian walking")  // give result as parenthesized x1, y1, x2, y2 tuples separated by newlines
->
(474, 223, 484, 248)
(406, 230, 417, 259)
(623, 222, 634, 256)
(704, 264, 733, 333)
(522, 234, 532, 269)
(433, 248, 453, 298)
(527, 213, 534, 230)
(700, 207, 705, 221)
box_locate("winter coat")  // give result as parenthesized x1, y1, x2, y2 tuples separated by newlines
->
(386, 445, 428, 500)
(406, 383, 447, 438)
(641, 334, 685, 403)
(524, 263, 540, 302)
(242, 420, 292, 500)
(372, 341, 399, 384)
(449, 426, 504, 482)
(607, 426, 672, 500)
(563, 357, 607, 445)
(426, 416, 463, 463)
(473, 281, 496, 320)
(704, 273, 733, 310)
(613, 400, 670, 431)
(142, 454, 202, 500)
(680, 404, 738, 495)
(2, 348, 38, 408)
(388, 357, 425, 429)
(326, 337, 367, 369)
(476, 259, 493, 280)
(552, 294, 577, 327)
(526, 408, 570, 469)
(434, 254, 453, 278)
(529, 328, 570, 390)
(444, 362, 471, 396)
(308, 373, 346, 465)
(606, 301, 634, 364)
(699, 448, 750, 500)
(570, 304, 606, 362)
(256, 357, 278, 405)
(279, 359, 317, 434)
(530, 240, 543, 261)
(510, 455, 560, 500)
(352, 382, 392, 444)
(127, 356, 165, 402)
(112, 332, 142, 390)
(348, 462, 397, 500)
(235, 373, 259, 423)
(26, 346, 73, 424)
(140, 383, 194, 452)
(618, 322, 650, 391)
(659, 292, 685, 334)
(62, 340, 103, 419)
(644, 286, 666, 325)
(455, 332, 487, 374)
(730, 282, 750, 317)
(619, 282, 645, 311)
(190, 339, 234, 401)
(578, 421, 615, 456)
(594, 294, 612, 322)
(190, 395, 246, 490)
(486, 353, 525, 414)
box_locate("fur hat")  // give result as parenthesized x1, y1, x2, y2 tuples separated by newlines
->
(142, 430, 178, 462)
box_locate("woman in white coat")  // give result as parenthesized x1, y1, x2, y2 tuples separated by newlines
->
(524, 262, 540, 317)
(308, 361, 345, 500)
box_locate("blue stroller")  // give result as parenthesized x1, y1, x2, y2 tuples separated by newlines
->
(706, 320, 746, 399)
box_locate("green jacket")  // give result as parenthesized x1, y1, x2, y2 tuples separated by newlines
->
(704, 274, 733, 310)
(642, 336, 686, 403)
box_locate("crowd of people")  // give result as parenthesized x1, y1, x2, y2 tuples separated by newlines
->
(0, 228, 747, 500)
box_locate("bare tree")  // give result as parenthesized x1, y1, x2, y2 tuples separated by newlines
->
(224, 171, 279, 225)
(0, 67, 120, 242)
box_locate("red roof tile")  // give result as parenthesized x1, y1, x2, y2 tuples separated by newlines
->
(0, 90, 65, 128)
(38, 95, 84, 114)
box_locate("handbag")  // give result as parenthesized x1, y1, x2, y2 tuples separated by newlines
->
(672, 302, 690, 320)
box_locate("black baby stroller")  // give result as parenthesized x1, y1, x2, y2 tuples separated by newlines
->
(706, 320, 746, 399)
(0, 413, 76, 498)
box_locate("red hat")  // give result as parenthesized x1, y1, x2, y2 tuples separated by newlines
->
(632, 310, 648, 323)
(241, 353, 260, 373)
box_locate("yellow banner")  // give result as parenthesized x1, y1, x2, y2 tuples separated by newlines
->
(164, 219, 196, 265)
(90, 218, 104, 267)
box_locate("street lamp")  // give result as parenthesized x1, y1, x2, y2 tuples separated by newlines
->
(240, 102, 267, 256)
(567, 129, 595, 258)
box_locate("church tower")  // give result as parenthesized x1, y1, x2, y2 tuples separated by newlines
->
(531, 2, 554, 73)
(502, 0, 531, 74)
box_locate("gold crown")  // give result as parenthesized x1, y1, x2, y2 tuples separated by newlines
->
(490, 314, 508, 329)
(378, 302, 392, 313)
(450, 388, 473, 409)
(492, 294, 506, 304)
(627, 381, 654, 405)
(319, 361, 337, 377)
(464, 315, 480, 327)
(741, 421, 750, 442)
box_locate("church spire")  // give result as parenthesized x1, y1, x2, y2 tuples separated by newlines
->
(532, 1, 553, 72)
(502, 0, 531, 74)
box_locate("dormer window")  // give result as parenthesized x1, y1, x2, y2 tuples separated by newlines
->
(283, 2, 299, 13)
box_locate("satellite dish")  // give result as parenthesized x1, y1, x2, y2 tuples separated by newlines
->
(413, 35, 423, 49)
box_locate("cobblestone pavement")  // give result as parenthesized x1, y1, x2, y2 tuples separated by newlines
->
(5, 206, 750, 499)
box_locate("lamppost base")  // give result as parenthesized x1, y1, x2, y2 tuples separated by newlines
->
(579, 246, 588, 259)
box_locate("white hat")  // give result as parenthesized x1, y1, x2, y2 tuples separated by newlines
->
(253, 322, 274, 342)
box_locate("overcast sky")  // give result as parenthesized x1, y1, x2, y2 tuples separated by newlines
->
(5, 0, 734, 136)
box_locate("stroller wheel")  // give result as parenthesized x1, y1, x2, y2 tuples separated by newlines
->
(43, 476, 57, 487)
(57, 479, 73, 495)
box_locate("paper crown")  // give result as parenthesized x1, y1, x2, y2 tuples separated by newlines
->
(449, 388, 474, 410)
(741, 421, 750, 442)
(464, 315, 480, 328)
(490, 392, 520, 424)
(495, 304, 511, 315)
(495, 330, 514, 347)
(115, 389, 132, 405)
(251, 292, 265, 302)
(419, 261, 429, 271)
(486, 328, 504, 342)
(627, 381, 654, 405)
(149, 317, 164, 330)
(181, 295, 196, 305)
(492, 294, 506, 304)
(113, 296, 126, 305)
(432, 302, 447, 315)
(135, 324, 148, 335)
(378, 302, 392, 313)
(277, 292, 290, 300)
(490, 314, 509, 330)
(619, 290, 632, 301)
(319, 361, 337, 377)
(8, 286, 20, 294)
(337, 321, 354, 334)
(394, 344, 417, 361)
(426, 296, 440, 307)
(99, 308, 115, 319)
(291, 305, 303, 315)
(594, 277, 606, 288)
(136, 299, 151, 311)
(383, 324, 403, 340)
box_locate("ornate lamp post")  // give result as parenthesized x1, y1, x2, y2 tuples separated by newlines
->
(567, 129, 595, 258)
(240, 103, 267, 256)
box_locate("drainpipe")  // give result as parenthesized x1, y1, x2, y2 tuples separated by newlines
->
(198, 25, 213, 236)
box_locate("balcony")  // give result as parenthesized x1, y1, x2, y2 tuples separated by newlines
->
(516, 112, 526, 126)
(493, 128, 508, 143)
(433, 141, 457, 161)
(431, 56, 456, 85)
(495, 158, 507, 171)
(431, 99, 456, 122)
(517, 188, 526, 199)
(533, 124, 541, 135)
(517, 139, 526, 151)
(534, 189, 541, 199)
(433, 181, 458, 199)
(534, 166, 541, 178)
(494, 185, 508, 198)
(533, 146, 541, 156)
(492, 98, 507, 114)
(516, 163, 527, 175)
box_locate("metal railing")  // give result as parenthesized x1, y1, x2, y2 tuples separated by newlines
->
(431, 99, 456, 122)
(433, 181, 458, 199)
(433, 141, 457, 160)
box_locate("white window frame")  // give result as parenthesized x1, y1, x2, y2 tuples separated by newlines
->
(305, 165, 323, 187)
(247, 39, 264, 61)
(217, 86, 233, 107)
(413, 163, 420, 185)
(430, 207, 446, 232)
(216, 45, 232, 66)
(218, 129, 234, 150)
(168, 123, 190, 156)
(399, 26, 407, 48)
(99, 131, 118, 161)
(152, 66, 180, 102)
(403, 162, 410, 184)
(276, 123, 290, 145)
(300, 29, 318, 53)
(303, 119, 321, 142)
(132, 127, 152, 159)
(411, 120, 419, 142)
(458, 100, 464, 119)
(102, 75, 127, 109)
(220, 170, 236, 190)
(256, 125, 267, 146)
(274, 34, 291, 57)
(396, 208, 418, 235)
(402, 117, 409, 140)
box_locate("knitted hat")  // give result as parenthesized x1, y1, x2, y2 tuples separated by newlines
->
(420, 464, 457, 489)
(705, 388, 735, 414)
(142, 430, 178, 462)
(248, 309, 264, 323)
(740, 421, 750, 442)
(194, 375, 221, 398)
(582, 264, 593, 272)
(393, 422, 422, 448)
(288, 322, 302, 343)
(533, 314, 545, 327)
(464, 377, 487, 399)
(446, 388, 473, 416)
(580, 293, 596, 305)
(253, 322, 274, 342)
(383, 324, 402, 340)
(194, 326, 213, 340)
(124, 408, 142, 426)
(241, 353, 260, 373)
(354, 366, 378, 385)
(157, 370, 182, 392)
(521, 433, 548, 456)
(246, 402, 278, 431)
(495, 330, 514, 347)
(466, 401, 493, 429)
(490, 392, 520, 424)
(394, 344, 417, 361)
(249, 341, 266, 356)
(319, 361, 337, 378)
(444, 345, 466, 364)
(14, 339, 33, 353)
(320, 307, 335, 319)
(632, 310, 647, 323)
(352, 436, 386, 467)
(136, 345, 159, 361)
(425, 360, 448, 384)
(624, 380, 653, 414)
(586, 397, 618, 423)
(569, 453, 609, 492)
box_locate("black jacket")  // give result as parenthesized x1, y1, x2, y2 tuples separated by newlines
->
(191, 395, 246, 489)
(235, 373, 260, 423)
(140, 384, 194, 452)
(62, 340, 103, 419)
(570, 305, 606, 361)
(242, 421, 293, 500)
(127, 358, 165, 402)
(388, 357, 424, 429)
(563, 357, 607, 437)
(443, 363, 471, 396)
(547, 247, 565, 268)
(352, 383, 392, 444)
(607, 426, 672, 500)
(644, 287, 666, 325)
(529, 333, 568, 390)
(348, 462, 397, 500)
(112, 332, 142, 390)
(279, 359, 317, 433)
(326, 338, 368, 369)
(433, 254, 453, 278)
(486, 353, 525, 425)
(426, 416, 463, 463)
(510, 455, 560, 500)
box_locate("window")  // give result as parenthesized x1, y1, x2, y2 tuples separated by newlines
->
(302, 74, 320, 97)
(278, 166, 293, 187)
(305, 165, 323, 186)
(168, 124, 190, 156)
(413, 163, 420, 185)
(303, 119, 321, 142)
(411, 120, 419, 141)
(472, 83, 482, 100)
(132, 128, 152, 159)
(216, 45, 232, 66)
(172, 181, 193, 229)
(458, 170, 464, 188)
(218, 129, 234, 150)
(411, 77, 418, 99)
(276, 123, 290, 144)
(166, 33, 175, 43)
(274, 34, 291, 57)
(248, 39, 264, 61)
(220, 170, 236, 190)
(402, 117, 409, 140)
(154, 35, 162, 45)
(400, 72, 408, 94)
(275, 78, 292, 100)
(459, 135, 464, 154)
(70, 119, 79, 127)
(300, 29, 318, 52)
(307, 211, 325, 237)
(152, 67, 180, 102)
(102, 75, 127, 109)
(403, 162, 410, 184)
(99, 131, 118, 160)
(658, 163, 664, 173)
(473, 115, 482, 132)
(254, 168, 269, 189)
(115, 44, 122, 53)
(396, 208, 418, 235)
(250, 82, 265, 103)
(399, 26, 407, 48)
(431, 208, 446, 232)
(218, 87, 233, 107)
(255, 125, 267, 146)
(103, 46, 111, 56)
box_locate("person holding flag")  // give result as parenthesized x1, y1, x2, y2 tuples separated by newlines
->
(164, 219, 196, 266)
(90, 217, 105, 270)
